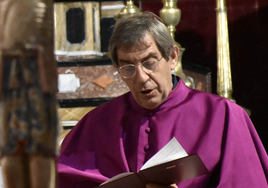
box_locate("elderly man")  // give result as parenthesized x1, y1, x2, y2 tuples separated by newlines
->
(57, 12, 268, 188)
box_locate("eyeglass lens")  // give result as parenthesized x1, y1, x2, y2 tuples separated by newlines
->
(119, 59, 158, 78)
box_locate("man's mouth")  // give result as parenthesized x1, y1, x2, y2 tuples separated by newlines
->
(141, 89, 153, 94)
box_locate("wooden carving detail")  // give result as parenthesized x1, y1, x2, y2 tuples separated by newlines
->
(0, 0, 58, 188)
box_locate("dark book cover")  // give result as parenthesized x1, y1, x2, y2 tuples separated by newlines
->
(97, 154, 209, 188)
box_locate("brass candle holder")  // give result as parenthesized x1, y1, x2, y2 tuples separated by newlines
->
(160, 0, 194, 88)
(115, 0, 141, 18)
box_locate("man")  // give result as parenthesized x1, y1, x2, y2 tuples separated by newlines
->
(57, 12, 268, 188)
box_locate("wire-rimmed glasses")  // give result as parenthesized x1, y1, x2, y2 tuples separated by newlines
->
(118, 57, 163, 78)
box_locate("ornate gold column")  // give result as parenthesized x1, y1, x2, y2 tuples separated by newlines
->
(160, 0, 194, 88)
(216, 0, 235, 102)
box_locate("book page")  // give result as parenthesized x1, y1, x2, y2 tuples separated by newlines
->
(140, 137, 188, 170)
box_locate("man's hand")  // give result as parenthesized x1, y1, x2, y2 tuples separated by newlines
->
(146, 183, 178, 188)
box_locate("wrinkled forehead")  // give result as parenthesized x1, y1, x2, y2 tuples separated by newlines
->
(117, 33, 156, 53)
(117, 43, 149, 55)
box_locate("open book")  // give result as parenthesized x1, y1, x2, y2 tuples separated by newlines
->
(97, 138, 209, 188)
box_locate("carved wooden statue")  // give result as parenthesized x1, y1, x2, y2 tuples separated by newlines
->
(0, 0, 58, 187)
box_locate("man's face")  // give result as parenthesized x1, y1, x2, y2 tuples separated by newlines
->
(117, 34, 178, 109)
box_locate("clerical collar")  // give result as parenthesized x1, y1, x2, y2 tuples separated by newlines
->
(172, 74, 179, 90)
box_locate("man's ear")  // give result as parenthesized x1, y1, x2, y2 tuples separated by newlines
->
(169, 45, 179, 70)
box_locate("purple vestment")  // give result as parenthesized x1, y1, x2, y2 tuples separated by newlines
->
(57, 79, 268, 187)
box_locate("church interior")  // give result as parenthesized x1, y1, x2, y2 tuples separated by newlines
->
(0, 0, 268, 187)
(55, 0, 268, 151)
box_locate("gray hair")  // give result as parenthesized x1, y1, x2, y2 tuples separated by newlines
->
(109, 12, 175, 67)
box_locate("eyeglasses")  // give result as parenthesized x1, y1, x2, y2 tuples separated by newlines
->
(118, 57, 163, 78)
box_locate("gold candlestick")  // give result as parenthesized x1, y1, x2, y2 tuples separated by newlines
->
(216, 0, 235, 102)
(160, 0, 194, 89)
(115, 0, 141, 18)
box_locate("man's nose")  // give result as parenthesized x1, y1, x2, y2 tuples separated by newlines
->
(135, 65, 149, 83)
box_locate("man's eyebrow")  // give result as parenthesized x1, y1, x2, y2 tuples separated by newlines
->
(142, 52, 159, 61)
(118, 52, 159, 64)
(118, 59, 131, 64)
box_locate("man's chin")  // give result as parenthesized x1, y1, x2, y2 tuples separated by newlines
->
(139, 100, 161, 110)
(134, 93, 162, 109)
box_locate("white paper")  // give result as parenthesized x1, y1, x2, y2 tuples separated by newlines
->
(140, 137, 188, 170)
(58, 74, 80, 93)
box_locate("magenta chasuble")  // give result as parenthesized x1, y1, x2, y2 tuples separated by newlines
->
(57, 79, 268, 188)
